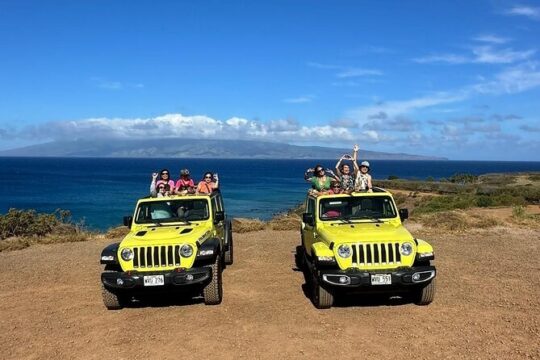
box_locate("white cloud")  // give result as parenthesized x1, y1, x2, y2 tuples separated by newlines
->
(472, 46, 536, 64)
(8, 113, 355, 143)
(283, 95, 315, 103)
(414, 45, 535, 64)
(336, 68, 383, 78)
(473, 34, 511, 44)
(506, 6, 540, 20)
(413, 54, 469, 64)
(347, 92, 467, 124)
(470, 61, 540, 94)
(91, 77, 144, 90)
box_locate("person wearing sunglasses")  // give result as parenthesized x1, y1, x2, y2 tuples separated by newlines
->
(155, 169, 175, 190)
(150, 173, 172, 197)
(304, 164, 337, 196)
(196, 171, 219, 194)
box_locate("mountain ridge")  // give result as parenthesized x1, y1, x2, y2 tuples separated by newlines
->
(0, 138, 447, 160)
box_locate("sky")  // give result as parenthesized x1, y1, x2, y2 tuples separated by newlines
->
(0, 0, 539, 160)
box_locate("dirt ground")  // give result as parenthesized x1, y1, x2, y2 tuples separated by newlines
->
(1, 224, 539, 360)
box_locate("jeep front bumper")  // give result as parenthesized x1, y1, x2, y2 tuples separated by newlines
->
(319, 265, 436, 289)
(101, 267, 211, 290)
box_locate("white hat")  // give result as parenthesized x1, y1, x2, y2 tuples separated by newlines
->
(361, 161, 370, 168)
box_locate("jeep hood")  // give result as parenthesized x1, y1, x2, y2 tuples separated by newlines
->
(122, 224, 212, 246)
(317, 222, 413, 243)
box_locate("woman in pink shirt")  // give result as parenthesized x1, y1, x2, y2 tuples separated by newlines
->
(155, 169, 175, 190)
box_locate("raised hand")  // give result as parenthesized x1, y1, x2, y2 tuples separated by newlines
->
(353, 144, 359, 152)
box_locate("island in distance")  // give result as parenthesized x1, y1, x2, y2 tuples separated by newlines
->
(0, 138, 446, 160)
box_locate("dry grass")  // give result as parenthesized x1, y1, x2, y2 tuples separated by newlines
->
(105, 226, 130, 239)
(418, 210, 502, 232)
(268, 214, 301, 231)
(232, 218, 266, 233)
(0, 233, 92, 252)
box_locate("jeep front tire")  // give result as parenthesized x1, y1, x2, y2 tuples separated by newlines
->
(203, 254, 223, 305)
(414, 279, 436, 305)
(101, 283, 126, 310)
(311, 273, 334, 309)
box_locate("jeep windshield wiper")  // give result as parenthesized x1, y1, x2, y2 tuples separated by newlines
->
(351, 215, 384, 223)
(335, 216, 353, 225)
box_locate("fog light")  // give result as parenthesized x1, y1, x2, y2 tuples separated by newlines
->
(339, 276, 348, 284)
(412, 273, 421, 281)
(186, 274, 194, 281)
(116, 278, 124, 286)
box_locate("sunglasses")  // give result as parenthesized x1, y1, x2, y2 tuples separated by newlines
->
(205, 176, 212, 179)
(161, 173, 169, 176)
(158, 186, 165, 189)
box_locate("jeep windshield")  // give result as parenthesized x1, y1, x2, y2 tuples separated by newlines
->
(319, 196, 397, 221)
(135, 199, 210, 224)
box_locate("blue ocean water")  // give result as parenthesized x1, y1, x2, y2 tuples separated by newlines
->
(1, 157, 539, 231)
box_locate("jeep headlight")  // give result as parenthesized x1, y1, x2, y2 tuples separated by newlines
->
(180, 244, 194, 257)
(121, 248, 134, 261)
(337, 244, 352, 258)
(400, 242, 413, 256)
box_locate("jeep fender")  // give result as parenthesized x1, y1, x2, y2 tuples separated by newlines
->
(194, 237, 221, 266)
(100, 243, 120, 265)
(415, 238, 434, 256)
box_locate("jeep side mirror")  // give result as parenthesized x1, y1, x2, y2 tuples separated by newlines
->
(399, 209, 409, 222)
(214, 211, 225, 223)
(302, 213, 315, 226)
(123, 216, 133, 228)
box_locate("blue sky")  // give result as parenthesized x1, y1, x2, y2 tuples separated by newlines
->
(0, 0, 539, 160)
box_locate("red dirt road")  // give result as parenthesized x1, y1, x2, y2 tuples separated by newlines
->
(1, 226, 539, 359)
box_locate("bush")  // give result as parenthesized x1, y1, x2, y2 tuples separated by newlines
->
(388, 175, 399, 180)
(0, 208, 80, 240)
(449, 173, 478, 184)
(232, 218, 266, 233)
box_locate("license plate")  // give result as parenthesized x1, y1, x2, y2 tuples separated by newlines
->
(143, 275, 164, 286)
(371, 274, 392, 285)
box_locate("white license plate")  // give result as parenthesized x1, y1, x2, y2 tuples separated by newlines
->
(143, 275, 164, 287)
(371, 274, 392, 285)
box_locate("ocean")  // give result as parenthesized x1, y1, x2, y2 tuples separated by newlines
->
(2, 157, 539, 231)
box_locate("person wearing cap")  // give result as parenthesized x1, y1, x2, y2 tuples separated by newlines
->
(353, 147, 373, 192)
(175, 168, 195, 195)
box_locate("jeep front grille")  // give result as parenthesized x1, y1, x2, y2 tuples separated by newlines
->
(133, 246, 180, 268)
(351, 242, 401, 266)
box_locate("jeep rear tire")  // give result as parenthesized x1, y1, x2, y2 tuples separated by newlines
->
(295, 245, 305, 270)
(414, 279, 436, 305)
(311, 273, 334, 309)
(203, 255, 223, 305)
(101, 283, 126, 310)
(224, 222, 234, 265)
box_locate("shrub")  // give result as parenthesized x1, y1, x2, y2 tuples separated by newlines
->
(419, 211, 469, 231)
(388, 175, 399, 180)
(449, 173, 478, 184)
(0, 209, 77, 240)
(268, 215, 301, 231)
(232, 218, 266, 233)
(512, 205, 526, 218)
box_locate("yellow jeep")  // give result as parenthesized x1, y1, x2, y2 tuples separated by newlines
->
(100, 191, 233, 309)
(297, 188, 436, 309)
